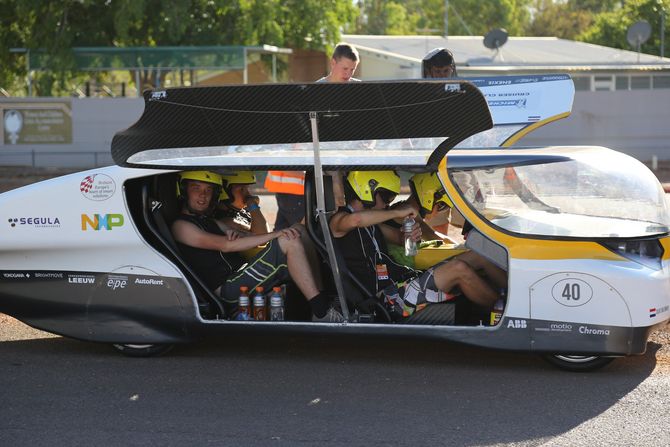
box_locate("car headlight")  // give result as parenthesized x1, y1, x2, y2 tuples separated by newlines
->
(601, 239, 664, 270)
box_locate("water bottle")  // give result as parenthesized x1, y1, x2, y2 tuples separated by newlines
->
(489, 288, 506, 326)
(269, 286, 285, 321)
(236, 286, 251, 321)
(253, 286, 266, 321)
(403, 215, 418, 256)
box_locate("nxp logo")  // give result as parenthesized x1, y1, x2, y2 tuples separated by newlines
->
(81, 213, 124, 231)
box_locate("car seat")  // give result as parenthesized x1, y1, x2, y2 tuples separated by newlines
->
(142, 173, 226, 318)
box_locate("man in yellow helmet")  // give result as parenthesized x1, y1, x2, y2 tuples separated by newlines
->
(330, 170, 503, 319)
(400, 171, 458, 244)
(172, 170, 342, 322)
(216, 171, 269, 235)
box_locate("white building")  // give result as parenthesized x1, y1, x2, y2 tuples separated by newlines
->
(344, 34, 670, 161)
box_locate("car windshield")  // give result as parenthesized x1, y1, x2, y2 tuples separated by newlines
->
(448, 147, 670, 238)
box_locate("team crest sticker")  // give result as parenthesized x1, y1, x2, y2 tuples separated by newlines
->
(80, 174, 116, 201)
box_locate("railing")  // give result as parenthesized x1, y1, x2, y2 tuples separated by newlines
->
(0, 150, 113, 168)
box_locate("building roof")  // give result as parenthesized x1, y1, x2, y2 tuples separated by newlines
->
(343, 34, 670, 71)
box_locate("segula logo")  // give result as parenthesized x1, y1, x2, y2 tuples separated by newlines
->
(80, 174, 116, 201)
(8, 216, 61, 228)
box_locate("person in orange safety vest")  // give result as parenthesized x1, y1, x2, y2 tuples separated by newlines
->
(264, 170, 306, 230)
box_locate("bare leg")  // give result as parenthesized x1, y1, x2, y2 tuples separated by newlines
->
(292, 223, 324, 290)
(456, 251, 507, 290)
(432, 259, 498, 307)
(277, 236, 320, 300)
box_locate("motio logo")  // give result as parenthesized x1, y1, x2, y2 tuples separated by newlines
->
(81, 214, 124, 231)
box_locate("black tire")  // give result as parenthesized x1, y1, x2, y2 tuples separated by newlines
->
(112, 343, 173, 358)
(543, 354, 615, 372)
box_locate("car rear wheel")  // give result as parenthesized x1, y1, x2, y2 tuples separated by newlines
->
(112, 343, 173, 358)
(543, 354, 615, 372)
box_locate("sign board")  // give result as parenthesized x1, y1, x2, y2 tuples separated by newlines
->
(2, 102, 72, 145)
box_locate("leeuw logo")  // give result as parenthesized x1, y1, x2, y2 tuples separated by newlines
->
(81, 214, 124, 231)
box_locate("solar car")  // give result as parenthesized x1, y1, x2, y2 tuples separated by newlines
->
(0, 76, 667, 371)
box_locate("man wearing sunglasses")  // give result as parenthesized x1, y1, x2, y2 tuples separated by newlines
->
(330, 171, 504, 319)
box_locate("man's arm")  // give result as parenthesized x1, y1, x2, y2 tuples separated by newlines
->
(247, 208, 269, 235)
(330, 203, 417, 238)
(172, 219, 282, 253)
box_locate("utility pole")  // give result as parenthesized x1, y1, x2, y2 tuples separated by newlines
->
(444, 0, 449, 38)
(661, 9, 666, 58)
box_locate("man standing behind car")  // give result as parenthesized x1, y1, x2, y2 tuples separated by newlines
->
(317, 43, 361, 83)
(422, 47, 458, 78)
(266, 43, 364, 230)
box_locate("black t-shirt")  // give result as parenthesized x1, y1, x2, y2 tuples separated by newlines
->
(215, 206, 252, 228)
(333, 206, 411, 294)
(174, 214, 246, 289)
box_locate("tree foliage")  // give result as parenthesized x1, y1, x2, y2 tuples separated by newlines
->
(0, 0, 358, 95)
(528, 0, 595, 39)
(355, 0, 532, 36)
(3, 0, 669, 96)
(577, 0, 670, 57)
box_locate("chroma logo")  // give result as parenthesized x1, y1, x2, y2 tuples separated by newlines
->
(81, 214, 124, 231)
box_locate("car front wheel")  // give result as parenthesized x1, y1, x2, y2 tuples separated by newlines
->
(112, 343, 173, 358)
(543, 354, 615, 372)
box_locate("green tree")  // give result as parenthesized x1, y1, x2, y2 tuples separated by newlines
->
(0, 0, 357, 96)
(578, 0, 670, 57)
(528, 0, 596, 39)
(355, 0, 531, 36)
(355, 0, 420, 35)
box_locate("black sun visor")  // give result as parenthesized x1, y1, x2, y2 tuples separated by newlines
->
(111, 80, 493, 170)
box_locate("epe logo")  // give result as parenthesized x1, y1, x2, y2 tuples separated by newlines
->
(81, 214, 124, 231)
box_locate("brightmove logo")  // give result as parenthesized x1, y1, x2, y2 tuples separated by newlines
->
(81, 214, 124, 231)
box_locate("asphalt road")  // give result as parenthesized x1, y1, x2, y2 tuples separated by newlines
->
(1, 316, 669, 446)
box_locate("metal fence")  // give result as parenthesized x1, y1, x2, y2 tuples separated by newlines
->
(0, 150, 114, 168)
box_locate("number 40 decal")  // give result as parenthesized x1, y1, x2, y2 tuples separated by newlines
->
(561, 283, 581, 300)
(552, 278, 593, 307)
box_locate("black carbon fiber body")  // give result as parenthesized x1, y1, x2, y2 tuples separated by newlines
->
(112, 80, 493, 169)
(404, 302, 456, 325)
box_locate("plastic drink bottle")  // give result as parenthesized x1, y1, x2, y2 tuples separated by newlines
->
(403, 215, 418, 256)
(490, 289, 506, 326)
(236, 286, 251, 321)
(269, 286, 285, 321)
(253, 286, 266, 321)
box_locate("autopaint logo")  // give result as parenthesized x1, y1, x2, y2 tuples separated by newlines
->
(107, 274, 128, 290)
(80, 174, 116, 201)
(68, 274, 95, 284)
(135, 278, 164, 286)
(579, 326, 610, 336)
(8, 217, 61, 228)
(81, 214, 124, 231)
(649, 305, 669, 318)
(506, 319, 527, 329)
